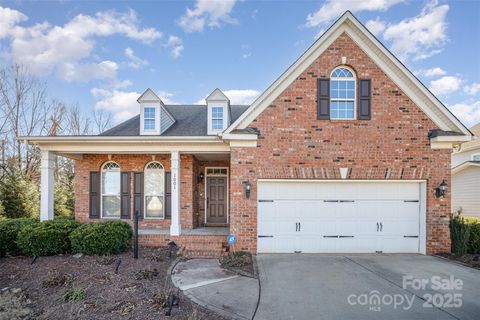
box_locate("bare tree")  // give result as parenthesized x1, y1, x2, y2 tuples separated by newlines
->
(0, 64, 48, 174)
(93, 108, 113, 134)
(66, 104, 91, 135)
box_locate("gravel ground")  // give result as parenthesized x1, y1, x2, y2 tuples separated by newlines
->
(0, 247, 226, 320)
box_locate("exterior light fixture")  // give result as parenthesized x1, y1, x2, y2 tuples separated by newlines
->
(435, 180, 448, 198)
(197, 172, 204, 183)
(243, 180, 251, 198)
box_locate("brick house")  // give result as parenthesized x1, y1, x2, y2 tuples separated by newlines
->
(23, 12, 472, 257)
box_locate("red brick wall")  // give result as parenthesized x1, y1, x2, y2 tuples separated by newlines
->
(229, 33, 452, 254)
(74, 154, 195, 230)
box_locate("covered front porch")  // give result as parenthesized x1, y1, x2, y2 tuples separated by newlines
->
(31, 135, 233, 238)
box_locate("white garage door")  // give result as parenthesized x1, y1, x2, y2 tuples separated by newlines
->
(257, 181, 423, 253)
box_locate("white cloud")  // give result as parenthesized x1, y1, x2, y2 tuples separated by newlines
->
(125, 47, 148, 69)
(178, 0, 238, 33)
(365, 18, 386, 36)
(158, 91, 179, 105)
(0, 6, 27, 38)
(166, 36, 184, 58)
(429, 76, 462, 96)
(1, 7, 161, 81)
(306, 0, 403, 27)
(58, 60, 118, 82)
(448, 101, 480, 127)
(464, 83, 480, 96)
(92, 88, 178, 122)
(91, 88, 140, 122)
(381, 1, 449, 61)
(422, 67, 447, 77)
(196, 89, 260, 105)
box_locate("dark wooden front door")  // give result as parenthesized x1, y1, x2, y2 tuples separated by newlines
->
(207, 177, 228, 224)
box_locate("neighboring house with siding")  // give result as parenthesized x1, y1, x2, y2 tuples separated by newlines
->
(21, 12, 472, 257)
(452, 123, 480, 217)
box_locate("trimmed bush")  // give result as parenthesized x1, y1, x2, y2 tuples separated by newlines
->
(17, 218, 82, 256)
(70, 221, 133, 255)
(450, 215, 480, 255)
(0, 218, 38, 257)
(465, 217, 480, 254)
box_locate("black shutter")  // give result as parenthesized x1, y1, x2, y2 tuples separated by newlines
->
(120, 172, 131, 219)
(165, 172, 171, 218)
(133, 172, 143, 219)
(89, 172, 100, 218)
(358, 79, 371, 120)
(317, 78, 330, 120)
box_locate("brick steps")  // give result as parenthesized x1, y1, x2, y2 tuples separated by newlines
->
(138, 233, 228, 258)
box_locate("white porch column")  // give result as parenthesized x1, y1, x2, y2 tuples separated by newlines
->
(170, 151, 181, 236)
(40, 150, 55, 221)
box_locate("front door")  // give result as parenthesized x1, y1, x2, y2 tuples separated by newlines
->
(207, 176, 228, 224)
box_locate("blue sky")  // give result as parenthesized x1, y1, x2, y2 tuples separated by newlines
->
(0, 0, 479, 127)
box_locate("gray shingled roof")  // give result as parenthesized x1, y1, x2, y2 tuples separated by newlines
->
(99, 105, 250, 136)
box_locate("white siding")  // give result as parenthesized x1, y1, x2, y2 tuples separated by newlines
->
(452, 149, 480, 168)
(452, 166, 480, 217)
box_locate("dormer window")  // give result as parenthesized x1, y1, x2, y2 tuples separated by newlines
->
(206, 88, 230, 135)
(212, 107, 224, 130)
(144, 107, 156, 131)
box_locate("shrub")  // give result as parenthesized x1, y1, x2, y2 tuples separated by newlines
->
(450, 216, 470, 256)
(17, 218, 82, 256)
(0, 218, 38, 257)
(465, 217, 480, 254)
(70, 221, 133, 255)
(450, 215, 480, 255)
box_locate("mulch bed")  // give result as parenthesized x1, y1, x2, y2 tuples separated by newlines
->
(0, 247, 226, 320)
(219, 251, 255, 278)
(436, 253, 480, 270)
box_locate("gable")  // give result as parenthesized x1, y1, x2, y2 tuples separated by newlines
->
(225, 11, 470, 138)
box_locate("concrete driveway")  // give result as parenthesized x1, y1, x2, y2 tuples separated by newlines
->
(255, 254, 480, 320)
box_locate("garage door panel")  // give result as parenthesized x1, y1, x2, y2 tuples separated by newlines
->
(257, 181, 422, 254)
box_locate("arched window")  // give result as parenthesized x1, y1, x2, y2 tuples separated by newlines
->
(101, 161, 121, 218)
(144, 161, 165, 219)
(330, 67, 356, 119)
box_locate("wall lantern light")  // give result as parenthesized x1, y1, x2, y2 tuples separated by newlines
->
(435, 180, 448, 198)
(197, 172, 204, 183)
(243, 180, 251, 199)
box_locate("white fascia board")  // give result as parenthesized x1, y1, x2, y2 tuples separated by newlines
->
(221, 133, 258, 141)
(452, 162, 480, 175)
(19, 135, 222, 143)
(225, 12, 471, 137)
(430, 136, 472, 143)
(28, 141, 230, 153)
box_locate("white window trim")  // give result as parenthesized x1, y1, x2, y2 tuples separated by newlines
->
(143, 107, 156, 131)
(330, 66, 356, 120)
(211, 107, 224, 131)
(472, 153, 480, 161)
(144, 161, 166, 220)
(140, 104, 161, 135)
(100, 161, 121, 219)
(204, 167, 229, 225)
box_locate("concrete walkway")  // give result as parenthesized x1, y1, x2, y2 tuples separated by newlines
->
(172, 259, 259, 320)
